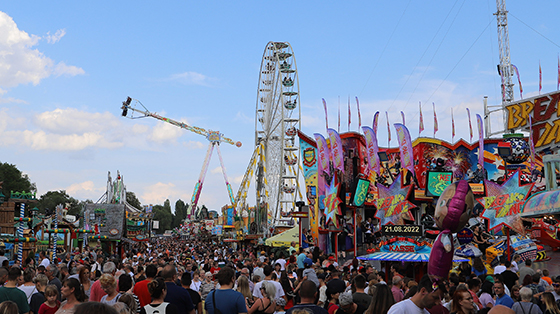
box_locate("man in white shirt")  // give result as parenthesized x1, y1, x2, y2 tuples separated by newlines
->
(388, 275, 446, 314)
(90, 255, 104, 280)
(275, 253, 287, 271)
(494, 258, 507, 275)
(39, 251, 50, 268)
(253, 265, 285, 300)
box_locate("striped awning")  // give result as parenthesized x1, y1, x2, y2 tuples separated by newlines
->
(357, 252, 469, 262)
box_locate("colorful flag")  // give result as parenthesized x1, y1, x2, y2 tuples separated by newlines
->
(327, 128, 345, 173)
(337, 97, 340, 132)
(512, 64, 523, 99)
(419, 102, 424, 135)
(451, 108, 455, 143)
(558, 54, 559, 90)
(356, 97, 362, 129)
(314, 133, 330, 178)
(467, 108, 473, 142)
(348, 96, 351, 131)
(373, 112, 380, 134)
(386, 112, 391, 145)
(401, 111, 405, 126)
(433, 102, 438, 137)
(394, 123, 415, 173)
(322, 98, 329, 131)
(539, 61, 542, 94)
(476, 114, 484, 167)
(362, 126, 381, 174)
(529, 115, 536, 169)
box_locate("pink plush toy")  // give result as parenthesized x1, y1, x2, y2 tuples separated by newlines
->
(428, 180, 474, 281)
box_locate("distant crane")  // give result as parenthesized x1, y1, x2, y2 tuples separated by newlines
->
(120, 97, 242, 219)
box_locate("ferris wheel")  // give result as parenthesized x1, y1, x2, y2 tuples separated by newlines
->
(255, 41, 302, 226)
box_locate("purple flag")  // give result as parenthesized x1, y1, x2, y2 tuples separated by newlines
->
(373, 112, 380, 134)
(314, 133, 330, 177)
(394, 123, 415, 173)
(322, 98, 329, 131)
(362, 126, 381, 174)
(476, 114, 484, 167)
(327, 128, 345, 173)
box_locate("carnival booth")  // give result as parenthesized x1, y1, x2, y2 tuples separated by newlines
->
(522, 189, 560, 250)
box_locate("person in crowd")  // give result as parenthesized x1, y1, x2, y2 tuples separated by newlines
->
(519, 260, 536, 286)
(501, 261, 519, 292)
(494, 281, 515, 308)
(200, 271, 216, 301)
(39, 251, 50, 269)
(325, 290, 340, 314)
(511, 285, 521, 302)
(18, 268, 36, 301)
(472, 257, 487, 278)
(134, 264, 158, 307)
(479, 280, 495, 309)
(100, 274, 121, 306)
(190, 270, 202, 293)
(352, 275, 371, 309)
(55, 278, 85, 314)
(90, 261, 116, 302)
(274, 297, 287, 314)
(391, 276, 404, 304)
(387, 275, 446, 314)
(118, 274, 141, 313)
(0, 267, 30, 314)
(511, 287, 543, 314)
(0, 301, 19, 314)
(116, 293, 138, 314)
(73, 267, 92, 300)
(30, 274, 49, 314)
(162, 265, 194, 314)
(450, 286, 476, 314)
(302, 258, 319, 288)
(467, 278, 483, 309)
(253, 265, 285, 301)
(249, 281, 275, 314)
(542, 292, 560, 314)
(286, 280, 327, 314)
(144, 278, 179, 314)
(73, 302, 119, 314)
(38, 285, 60, 314)
(46, 265, 62, 301)
(238, 275, 255, 310)
(181, 272, 202, 314)
(335, 291, 366, 314)
(205, 267, 247, 314)
(364, 284, 394, 314)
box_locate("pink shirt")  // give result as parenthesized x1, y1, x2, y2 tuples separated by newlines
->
(391, 285, 404, 303)
(89, 280, 106, 302)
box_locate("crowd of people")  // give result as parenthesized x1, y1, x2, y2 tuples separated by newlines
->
(0, 235, 557, 314)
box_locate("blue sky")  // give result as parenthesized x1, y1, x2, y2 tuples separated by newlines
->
(0, 1, 559, 213)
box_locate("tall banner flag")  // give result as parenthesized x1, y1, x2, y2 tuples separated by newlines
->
(512, 64, 523, 99)
(467, 108, 473, 142)
(347, 96, 351, 131)
(356, 97, 362, 129)
(401, 111, 405, 126)
(322, 98, 329, 131)
(558, 54, 560, 90)
(385, 111, 391, 146)
(337, 97, 340, 132)
(373, 111, 380, 134)
(314, 133, 330, 178)
(529, 116, 536, 169)
(327, 128, 345, 173)
(362, 126, 381, 174)
(433, 102, 438, 137)
(476, 114, 484, 167)
(539, 61, 542, 94)
(419, 102, 424, 135)
(451, 108, 455, 143)
(394, 123, 415, 173)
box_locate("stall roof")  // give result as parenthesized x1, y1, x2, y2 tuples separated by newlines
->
(265, 227, 298, 247)
(521, 189, 560, 218)
(357, 252, 468, 262)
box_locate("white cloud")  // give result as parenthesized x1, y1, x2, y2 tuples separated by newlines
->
(148, 121, 184, 143)
(183, 141, 205, 149)
(34, 108, 120, 135)
(164, 71, 217, 87)
(45, 29, 65, 44)
(66, 180, 103, 200)
(140, 182, 189, 206)
(210, 166, 222, 174)
(0, 11, 83, 89)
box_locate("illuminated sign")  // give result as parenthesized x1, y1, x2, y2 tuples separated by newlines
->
(382, 224, 422, 237)
(425, 171, 453, 197)
(388, 245, 415, 252)
(506, 90, 560, 151)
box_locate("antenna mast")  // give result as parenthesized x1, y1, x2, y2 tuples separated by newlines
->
(486, 0, 515, 137)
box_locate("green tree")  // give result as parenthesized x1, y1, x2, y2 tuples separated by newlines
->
(37, 190, 81, 216)
(0, 162, 36, 197)
(172, 199, 188, 228)
(152, 199, 173, 233)
(126, 192, 142, 210)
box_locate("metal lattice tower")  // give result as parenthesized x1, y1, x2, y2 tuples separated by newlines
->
(496, 0, 514, 105)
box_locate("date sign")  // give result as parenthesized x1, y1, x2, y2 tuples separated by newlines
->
(382, 224, 422, 237)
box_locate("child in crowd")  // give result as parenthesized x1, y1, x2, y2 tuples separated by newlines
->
(38, 285, 60, 314)
(274, 297, 286, 314)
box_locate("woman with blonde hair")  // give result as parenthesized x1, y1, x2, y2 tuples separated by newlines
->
(542, 292, 560, 314)
(249, 281, 275, 314)
(99, 274, 121, 305)
(236, 275, 254, 310)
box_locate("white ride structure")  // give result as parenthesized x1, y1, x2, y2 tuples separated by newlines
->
(236, 42, 303, 233)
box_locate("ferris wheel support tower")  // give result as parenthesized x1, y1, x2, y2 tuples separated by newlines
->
(485, 0, 515, 137)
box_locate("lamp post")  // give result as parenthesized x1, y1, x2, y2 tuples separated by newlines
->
(497, 142, 512, 180)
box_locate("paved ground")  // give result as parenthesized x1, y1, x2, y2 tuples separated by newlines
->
(534, 248, 560, 276)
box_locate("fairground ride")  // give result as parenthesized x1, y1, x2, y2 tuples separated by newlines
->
(235, 42, 304, 234)
(120, 97, 242, 219)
